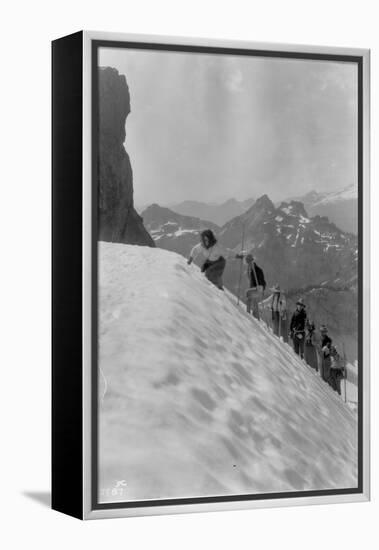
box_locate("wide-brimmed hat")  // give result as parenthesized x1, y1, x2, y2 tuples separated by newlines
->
(270, 284, 281, 293)
(296, 298, 306, 307)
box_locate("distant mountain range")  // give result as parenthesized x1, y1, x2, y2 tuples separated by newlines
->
(142, 194, 358, 361)
(219, 195, 357, 290)
(139, 184, 358, 233)
(163, 197, 255, 226)
(282, 184, 358, 234)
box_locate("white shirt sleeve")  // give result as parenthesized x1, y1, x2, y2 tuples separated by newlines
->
(190, 242, 237, 261)
(190, 243, 204, 260)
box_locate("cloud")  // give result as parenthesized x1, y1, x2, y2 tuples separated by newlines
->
(99, 48, 358, 205)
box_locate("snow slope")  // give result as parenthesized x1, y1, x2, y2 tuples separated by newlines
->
(98, 243, 358, 503)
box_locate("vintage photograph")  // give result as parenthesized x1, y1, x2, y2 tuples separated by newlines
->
(95, 44, 360, 505)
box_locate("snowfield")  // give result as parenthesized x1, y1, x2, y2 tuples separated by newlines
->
(98, 243, 358, 503)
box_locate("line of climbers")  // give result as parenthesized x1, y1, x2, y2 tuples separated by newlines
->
(186, 229, 346, 397)
(241, 257, 346, 397)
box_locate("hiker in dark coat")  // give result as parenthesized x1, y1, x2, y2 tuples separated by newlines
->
(187, 229, 240, 290)
(242, 253, 266, 319)
(321, 328, 332, 349)
(290, 299, 307, 359)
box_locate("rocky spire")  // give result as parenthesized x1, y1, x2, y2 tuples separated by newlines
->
(98, 67, 154, 246)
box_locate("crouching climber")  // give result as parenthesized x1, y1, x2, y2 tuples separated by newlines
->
(187, 229, 241, 290)
(290, 298, 307, 359)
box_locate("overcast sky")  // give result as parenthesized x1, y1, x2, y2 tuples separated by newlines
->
(99, 47, 358, 207)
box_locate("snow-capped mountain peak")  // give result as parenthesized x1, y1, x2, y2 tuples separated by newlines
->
(281, 184, 358, 234)
(314, 184, 357, 205)
(253, 194, 275, 212)
(278, 200, 309, 219)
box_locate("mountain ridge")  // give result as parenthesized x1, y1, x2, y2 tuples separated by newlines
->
(166, 197, 255, 226)
(281, 184, 357, 234)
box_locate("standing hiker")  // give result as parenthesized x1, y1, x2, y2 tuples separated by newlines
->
(290, 298, 307, 359)
(242, 253, 266, 320)
(319, 325, 332, 349)
(316, 325, 332, 381)
(279, 291, 288, 343)
(270, 284, 286, 338)
(329, 346, 345, 395)
(260, 284, 286, 337)
(304, 319, 318, 370)
(321, 339, 333, 386)
(187, 229, 240, 290)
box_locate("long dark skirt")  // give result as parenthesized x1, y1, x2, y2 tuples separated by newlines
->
(203, 256, 226, 290)
(329, 368, 344, 395)
(272, 311, 280, 336)
(280, 318, 288, 342)
(304, 342, 318, 371)
(322, 357, 331, 382)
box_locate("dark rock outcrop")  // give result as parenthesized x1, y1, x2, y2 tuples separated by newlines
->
(98, 67, 154, 246)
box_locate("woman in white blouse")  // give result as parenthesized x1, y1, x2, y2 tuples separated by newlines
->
(187, 229, 241, 290)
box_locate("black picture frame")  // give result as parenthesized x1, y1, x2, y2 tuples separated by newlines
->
(52, 31, 370, 520)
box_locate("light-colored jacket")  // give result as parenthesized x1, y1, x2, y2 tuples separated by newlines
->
(260, 292, 287, 316)
(190, 242, 236, 262)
